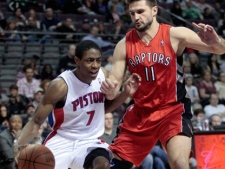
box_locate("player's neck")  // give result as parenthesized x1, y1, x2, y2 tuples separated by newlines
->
(137, 22, 160, 45)
(74, 70, 91, 85)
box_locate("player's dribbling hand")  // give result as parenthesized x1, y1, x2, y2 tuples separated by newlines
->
(192, 22, 221, 46)
(14, 144, 28, 164)
(123, 73, 141, 97)
(100, 78, 118, 100)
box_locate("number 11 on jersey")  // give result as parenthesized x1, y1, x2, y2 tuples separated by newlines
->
(145, 66, 156, 82)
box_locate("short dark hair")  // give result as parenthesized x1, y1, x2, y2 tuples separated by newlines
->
(75, 40, 101, 59)
(9, 84, 18, 91)
(194, 109, 205, 116)
(125, 0, 157, 7)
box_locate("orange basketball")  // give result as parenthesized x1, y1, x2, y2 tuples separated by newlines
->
(17, 144, 55, 169)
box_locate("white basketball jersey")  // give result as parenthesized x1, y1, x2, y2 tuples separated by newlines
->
(49, 69, 105, 140)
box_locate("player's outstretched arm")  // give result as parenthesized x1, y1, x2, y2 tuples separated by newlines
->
(101, 38, 127, 100)
(192, 22, 225, 54)
(14, 78, 67, 162)
(171, 24, 225, 56)
(105, 73, 141, 113)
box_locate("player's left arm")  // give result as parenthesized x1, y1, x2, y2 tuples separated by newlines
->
(171, 23, 225, 56)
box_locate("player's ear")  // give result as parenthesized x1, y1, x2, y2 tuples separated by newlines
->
(152, 6, 158, 16)
(74, 56, 80, 65)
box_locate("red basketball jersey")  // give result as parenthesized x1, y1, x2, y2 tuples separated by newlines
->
(126, 24, 186, 109)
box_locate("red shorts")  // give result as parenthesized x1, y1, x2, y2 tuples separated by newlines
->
(109, 103, 193, 166)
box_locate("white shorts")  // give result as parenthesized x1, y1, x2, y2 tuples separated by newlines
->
(44, 134, 113, 169)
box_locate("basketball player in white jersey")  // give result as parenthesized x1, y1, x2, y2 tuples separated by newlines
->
(14, 40, 141, 169)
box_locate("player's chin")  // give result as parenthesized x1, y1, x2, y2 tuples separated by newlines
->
(90, 72, 98, 79)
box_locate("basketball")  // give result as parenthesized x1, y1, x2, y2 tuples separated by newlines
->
(17, 144, 55, 169)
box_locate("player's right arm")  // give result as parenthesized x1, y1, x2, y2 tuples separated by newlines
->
(100, 38, 127, 100)
(14, 78, 67, 155)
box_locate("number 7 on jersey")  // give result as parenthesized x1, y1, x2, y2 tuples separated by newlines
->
(86, 111, 95, 126)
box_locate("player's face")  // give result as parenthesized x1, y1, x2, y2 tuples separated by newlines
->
(75, 48, 102, 84)
(129, 1, 157, 32)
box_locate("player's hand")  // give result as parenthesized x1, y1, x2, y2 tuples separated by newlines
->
(123, 73, 141, 97)
(192, 22, 221, 46)
(100, 78, 118, 100)
(14, 144, 28, 164)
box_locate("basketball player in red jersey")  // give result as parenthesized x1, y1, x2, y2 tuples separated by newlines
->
(100, 0, 225, 169)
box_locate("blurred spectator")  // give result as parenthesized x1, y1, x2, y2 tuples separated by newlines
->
(40, 79, 51, 94)
(196, 0, 214, 14)
(105, 4, 121, 24)
(82, 25, 114, 48)
(77, 18, 90, 40)
(17, 59, 41, 81)
(185, 74, 200, 104)
(183, 61, 191, 75)
(202, 7, 215, 20)
(93, 0, 108, 15)
(0, 115, 22, 169)
(24, 103, 35, 118)
(218, 11, 225, 28)
(137, 153, 153, 169)
(22, 16, 41, 43)
(16, 66, 41, 101)
(0, 10, 6, 29)
(204, 94, 225, 121)
(7, 7, 26, 29)
(192, 108, 205, 130)
(7, 84, 29, 115)
(0, 83, 9, 105)
(40, 8, 60, 31)
(192, 102, 203, 113)
(112, 19, 127, 41)
(56, 17, 77, 43)
(218, 12, 225, 38)
(188, 52, 202, 82)
(81, 0, 96, 15)
(81, 19, 90, 34)
(57, 44, 76, 75)
(170, 1, 185, 26)
(198, 69, 217, 107)
(99, 112, 116, 145)
(104, 54, 113, 72)
(107, 0, 124, 15)
(120, 5, 132, 26)
(150, 145, 170, 169)
(207, 54, 220, 80)
(180, 0, 199, 11)
(213, 2, 223, 22)
(0, 26, 5, 41)
(26, 9, 40, 29)
(215, 72, 225, 104)
(209, 114, 223, 131)
(182, 0, 203, 20)
(0, 105, 10, 131)
(40, 63, 55, 81)
(98, 22, 111, 41)
(4, 20, 21, 42)
(32, 87, 44, 110)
